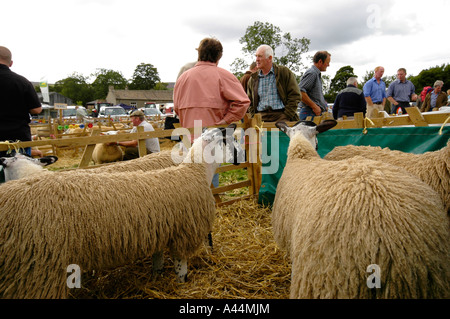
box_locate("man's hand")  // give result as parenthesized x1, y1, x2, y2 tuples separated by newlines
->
(312, 104, 322, 116)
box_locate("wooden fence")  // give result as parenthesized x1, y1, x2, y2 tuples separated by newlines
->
(2, 108, 449, 207)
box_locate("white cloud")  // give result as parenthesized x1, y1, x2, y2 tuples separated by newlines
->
(1, 0, 448, 85)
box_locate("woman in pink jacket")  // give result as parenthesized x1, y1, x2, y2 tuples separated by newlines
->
(174, 37, 250, 141)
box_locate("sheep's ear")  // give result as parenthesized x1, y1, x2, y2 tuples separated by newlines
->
(38, 156, 58, 166)
(226, 123, 237, 131)
(275, 121, 289, 134)
(316, 120, 337, 133)
(294, 120, 316, 127)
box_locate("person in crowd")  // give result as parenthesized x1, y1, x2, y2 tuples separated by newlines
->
(298, 51, 331, 120)
(174, 37, 249, 134)
(363, 66, 386, 118)
(173, 37, 249, 187)
(114, 110, 160, 160)
(332, 77, 366, 120)
(387, 68, 417, 114)
(420, 80, 448, 112)
(240, 62, 257, 93)
(247, 44, 301, 122)
(0, 46, 42, 157)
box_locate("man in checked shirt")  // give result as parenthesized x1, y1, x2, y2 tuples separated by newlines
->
(298, 51, 331, 120)
(247, 44, 301, 122)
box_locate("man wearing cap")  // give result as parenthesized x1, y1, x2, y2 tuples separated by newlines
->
(115, 110, 160, 160)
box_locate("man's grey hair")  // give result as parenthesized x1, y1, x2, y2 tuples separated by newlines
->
(434, 80, 444, 88)
(257, 45, 274, 58)
(346, 77, 358, 86)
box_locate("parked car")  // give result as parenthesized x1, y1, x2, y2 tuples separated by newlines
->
(163, 103, 175, 117)
(98, 106, 128, 118)
(143, 107, 165, 120)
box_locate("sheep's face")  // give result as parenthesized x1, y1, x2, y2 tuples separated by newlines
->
(200, 124, 245, 165)
(0, 153, 58, 170)
(275, 120, 337, 150)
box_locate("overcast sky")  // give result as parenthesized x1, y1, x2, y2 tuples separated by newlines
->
(2, 0, 449, 85)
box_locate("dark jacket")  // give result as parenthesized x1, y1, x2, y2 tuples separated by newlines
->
(247, 63, 301, 121)
(420, 91, 448, 112)
(332, 85, 366, 119)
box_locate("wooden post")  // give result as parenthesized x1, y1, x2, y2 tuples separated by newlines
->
(253, 113, 262, 195)
(406, 107, 428, 127)
(79, 128, 101, 168)
(137, 126, 147, 157)
(354, 112, 364, 128)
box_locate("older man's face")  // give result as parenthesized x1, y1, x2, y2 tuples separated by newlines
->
(255, 47, 272, 72)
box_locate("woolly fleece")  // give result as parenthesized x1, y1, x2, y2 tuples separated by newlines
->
(272, 133, 450, 299)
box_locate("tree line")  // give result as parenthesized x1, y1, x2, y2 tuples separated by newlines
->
(41, 21, 449, 107)
(39, 63, 164, 106)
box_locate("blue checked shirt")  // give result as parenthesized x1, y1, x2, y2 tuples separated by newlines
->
(387, 79, 415, 102)
(257, 67, 285, 111)
(298, 65, 328, 111)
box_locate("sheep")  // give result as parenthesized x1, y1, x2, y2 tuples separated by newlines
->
(272, 120, 450, 299)
(92, 142, 123, 164)
(87, 148, 186, 173)
(324, 141, 450, 213)
(0, 124, 244, 299)
(0, 153, 58, 182)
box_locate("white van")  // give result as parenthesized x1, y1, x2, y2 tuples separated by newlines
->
(98, 106, 128, 118)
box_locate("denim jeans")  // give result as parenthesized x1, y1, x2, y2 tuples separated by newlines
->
(212, 173, 219, 188)
(299, 107, 317, 121)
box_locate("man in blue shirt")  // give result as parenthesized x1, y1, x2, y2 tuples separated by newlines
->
(363, 66, 386, 118)
(387, 68, 417, 114)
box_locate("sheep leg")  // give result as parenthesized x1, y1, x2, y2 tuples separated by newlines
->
(207, 232, 213, 252)
(173, 257, 188, 283)
(152, 251, 164, 275)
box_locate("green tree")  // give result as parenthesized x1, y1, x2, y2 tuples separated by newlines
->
(53, 72, 94, 106)
(326, 65, 357, 102)
(128, 63, 161, 90)
(91, 68, 128, 99)
(231, 21, 310, 77)
(409, 64, 450, 93)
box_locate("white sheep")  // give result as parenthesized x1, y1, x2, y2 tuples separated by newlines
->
(0, 124, 244, 299)
(324, 141, 450, 213)
(92, 143, 123, 164)
(0, 153, 58, 182)
(272, 120, 449, 299)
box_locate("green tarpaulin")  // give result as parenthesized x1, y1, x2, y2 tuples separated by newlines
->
(258, 125, 450, 206)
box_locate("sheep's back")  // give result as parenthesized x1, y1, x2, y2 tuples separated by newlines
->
(0, 163, 214, 298)
(273, 156, 449, 299)
(325, 144, 450, 212)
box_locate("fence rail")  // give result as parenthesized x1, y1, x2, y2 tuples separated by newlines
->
(2, 108, 449, 206)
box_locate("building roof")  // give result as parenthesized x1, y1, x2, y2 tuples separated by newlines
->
(109, 88, 174, 101)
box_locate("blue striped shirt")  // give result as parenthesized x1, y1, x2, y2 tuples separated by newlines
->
(257, 67, 285, 111)
(363, 77, 386, 103)
(387, 80, 415, 102)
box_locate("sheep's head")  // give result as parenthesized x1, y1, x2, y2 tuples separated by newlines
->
(0, 153, 58, 182)
(275, 120, 337, 150)
(200, 123, 245, 165)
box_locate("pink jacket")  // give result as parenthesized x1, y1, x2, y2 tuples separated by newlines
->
(173, 61, 250, 131)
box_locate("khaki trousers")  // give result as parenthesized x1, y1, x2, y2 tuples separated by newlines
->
(366, 103, 384, 118)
